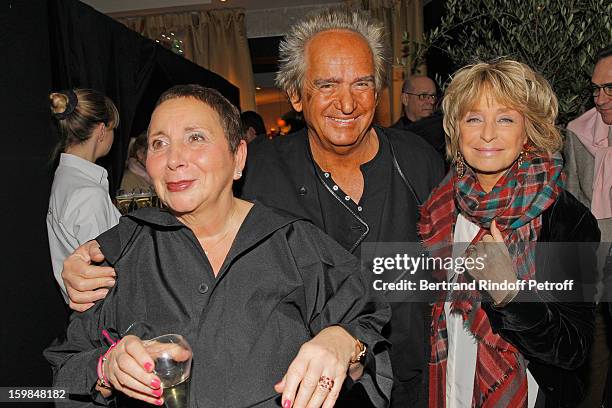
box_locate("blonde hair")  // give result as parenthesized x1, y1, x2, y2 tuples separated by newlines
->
(276, 8, 387, 99)
(50, 88, 119, 159)
(442, 59, 562, 161)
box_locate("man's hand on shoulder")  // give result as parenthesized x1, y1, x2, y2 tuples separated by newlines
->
(62, 240, 115, 312)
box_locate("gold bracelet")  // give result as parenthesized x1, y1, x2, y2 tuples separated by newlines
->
(349, 339, 367, 365)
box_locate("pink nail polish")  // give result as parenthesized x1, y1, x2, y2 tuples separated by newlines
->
(155, 398, 163, 406)
(144, 362, 153, 372)
(283, 400, 292, 408)
(150, 378, 160, 388)
(152, 389, 163, 397)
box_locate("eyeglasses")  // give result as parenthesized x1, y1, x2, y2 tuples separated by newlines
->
(405, 92, 437, 102)
(590, 83, 612, 98)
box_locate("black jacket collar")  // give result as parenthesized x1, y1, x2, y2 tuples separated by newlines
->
(127, 201, 301, 232)
(116, 203, 305, 266)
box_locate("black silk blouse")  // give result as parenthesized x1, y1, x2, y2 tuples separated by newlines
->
(44, 203, 392, 407)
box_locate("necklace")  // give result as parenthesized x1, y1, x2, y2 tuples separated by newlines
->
(202, 205, 236, 256)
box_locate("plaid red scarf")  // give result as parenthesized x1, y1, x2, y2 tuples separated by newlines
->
(418, 152, 564, 408)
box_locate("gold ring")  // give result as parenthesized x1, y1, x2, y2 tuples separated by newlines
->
(318, 375, 334, 391)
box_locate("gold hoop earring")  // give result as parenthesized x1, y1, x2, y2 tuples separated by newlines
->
(455, 152, 465, 178)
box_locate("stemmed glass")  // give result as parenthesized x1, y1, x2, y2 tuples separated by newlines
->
(144, 334, 193, 408)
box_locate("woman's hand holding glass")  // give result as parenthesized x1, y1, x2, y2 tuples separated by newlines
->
(274, 326, 361, 408)
(101, 335, 164, 405)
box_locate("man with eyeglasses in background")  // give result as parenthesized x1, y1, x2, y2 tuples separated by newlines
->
(564, 44, 612, 408)
(392, 75, 447, 163)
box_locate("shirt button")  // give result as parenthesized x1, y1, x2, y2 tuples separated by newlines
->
(298, 186, 307, 195)
(198, 283, 209, 294)
(332, 185, 339, 191)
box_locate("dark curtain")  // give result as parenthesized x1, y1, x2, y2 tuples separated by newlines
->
(0, 0, 238, 395)
(48, 0, 240, 194)
(0, 1, 67, 398)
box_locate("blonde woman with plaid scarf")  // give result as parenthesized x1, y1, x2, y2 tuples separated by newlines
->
(419, 59, 600, 408)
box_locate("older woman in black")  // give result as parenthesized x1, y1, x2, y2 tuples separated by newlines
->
(45, 85, 391, 408)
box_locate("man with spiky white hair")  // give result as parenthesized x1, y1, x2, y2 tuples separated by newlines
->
(243, 8, 444, 408)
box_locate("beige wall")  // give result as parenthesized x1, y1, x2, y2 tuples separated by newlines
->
(82, 0, 212, 14)
(256, 100, 293, 134)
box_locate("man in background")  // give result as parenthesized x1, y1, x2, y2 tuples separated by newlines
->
(393, 75, 446, 163)
(240, 110, 267, 143)
(564, 44, 612, 408)
(395, 75, 437, 126)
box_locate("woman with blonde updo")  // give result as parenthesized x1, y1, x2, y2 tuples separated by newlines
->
(47, 88, 120, 302)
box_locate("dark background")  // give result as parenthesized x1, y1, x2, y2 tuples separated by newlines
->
(0, 2, 67, 401)
(0, 2, 237, 407)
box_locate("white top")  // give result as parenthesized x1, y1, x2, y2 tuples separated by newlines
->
(47, 153, 121, 302)
(445, 213, 538, 408)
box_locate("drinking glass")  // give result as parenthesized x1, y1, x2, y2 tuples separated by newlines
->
(148, 187, 160, 208)
(115, 189, 134, 215)
(134, 188, 154, 209)
(144, 334, 193, 408)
